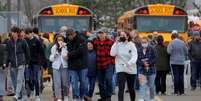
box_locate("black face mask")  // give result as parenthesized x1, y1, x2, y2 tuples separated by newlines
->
(119, 37, 126, 42)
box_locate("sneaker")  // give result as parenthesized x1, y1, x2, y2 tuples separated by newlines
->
(138, 99, 144, 101)
(161, 92, 166, 96)
(29, 91, 35, 99)
(180, 93, 186, 96)
(64, 96, 69, 101)
(191, 87, 196, 91)
(21, 95, 28, 101)
(173, 93, 179, 96)
(18, 99, 22, 101)
(84, 96, 92, 101)
(57, 99, 62, 101)
(13, 95, 18, 101)
(73, 98, 80, 101)
(35, 96, 40, 101)
(150, 99, 156, 101)
(97, 99, 105, 101)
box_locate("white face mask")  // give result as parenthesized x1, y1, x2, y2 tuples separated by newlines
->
(142, 43, 148, 48)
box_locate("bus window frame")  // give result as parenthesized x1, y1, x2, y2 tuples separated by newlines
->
(37, 15, 93, 32)
(135, 15, 188, 33)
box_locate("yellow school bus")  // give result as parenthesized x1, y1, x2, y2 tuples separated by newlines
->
(33, 3, 96, 81)
(33, 3, 96, 42)
(117, 4, 188, 43)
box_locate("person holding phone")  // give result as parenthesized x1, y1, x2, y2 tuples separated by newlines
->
(110, 31, 138, 101)
(137, 37, 156, 101)
(49, 35, 69, 101)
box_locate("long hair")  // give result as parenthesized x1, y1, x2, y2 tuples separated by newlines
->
(54, 34, 64, 53)
(157, 35, 164, 46)
(1, 33, 9, 44)
(130, 30, 141, 47)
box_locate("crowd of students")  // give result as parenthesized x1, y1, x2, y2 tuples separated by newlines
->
(0, 26, 201, 101)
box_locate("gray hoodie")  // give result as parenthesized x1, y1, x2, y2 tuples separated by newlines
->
(167, 39, 188, 65)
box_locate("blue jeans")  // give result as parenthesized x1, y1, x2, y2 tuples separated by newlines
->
(191, 60, 201, 88)
(10, 68, 17, 93)
(97, 64, 114, 99)
(139, 74, 156, 100)
(87, 76, 96, 97)
(69, 68, 88, 99)
(25, 64, 41, 96)
(10, 65, 26, 97)
(53, 68, 69, 99)
(171, 64, 184, 94)
(112, 72, 117, 93)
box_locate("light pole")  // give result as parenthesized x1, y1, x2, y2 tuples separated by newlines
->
(7, 0, 11, 32)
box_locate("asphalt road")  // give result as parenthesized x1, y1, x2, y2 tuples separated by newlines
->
(4, 81, 201, 101)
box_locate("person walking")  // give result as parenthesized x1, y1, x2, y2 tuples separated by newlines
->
(0, 35, 8, 101)
(110, 31, 137, 101)
(167, 30, 188, 95)
(138, 37, 156, 101)
(84, 40, 97, 101)
(7, 26, 30, 101)
(129, 30, 141, 90)
(93, 30, 114, 101)
(25, 28, 46, 101)
(50, 35, 69, 101)
(66, 29, 88, 101)
(188, 31, 201, 90)
(155, 35, 169, 95)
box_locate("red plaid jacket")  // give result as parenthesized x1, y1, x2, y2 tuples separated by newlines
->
(93, 38, 114, 70)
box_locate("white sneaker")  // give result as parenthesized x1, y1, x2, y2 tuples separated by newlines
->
(30, 91, 35, 99)
(138, 99, 144, 101)
(18, 99, 22, 101)
(150, 99, 156, 101)
(13, 95, 18, 101)
(21, 95, 28, 101)
(57, 99, 62, 101)
(35, 96, 40, 101)
(73, 99, 79, 101)
(64, 96, 69, 101)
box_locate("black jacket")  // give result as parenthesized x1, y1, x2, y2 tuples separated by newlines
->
(26, 37, 46, 65)
(189, 40, 201, 60)
(0, 44, 7, 67)
(67, 35, 88, 70)
(7, 38, 30, 67)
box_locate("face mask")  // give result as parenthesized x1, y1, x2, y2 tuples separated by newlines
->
(119, 37, 126, 42)
(142, 43, 148, 48)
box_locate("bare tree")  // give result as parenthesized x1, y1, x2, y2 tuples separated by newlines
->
(192, 1, 201, 16)
(23, 0, 33, 22)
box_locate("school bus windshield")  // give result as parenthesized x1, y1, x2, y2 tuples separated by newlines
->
(38, 16, 91, 32)
(136, 16, 187, 32)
